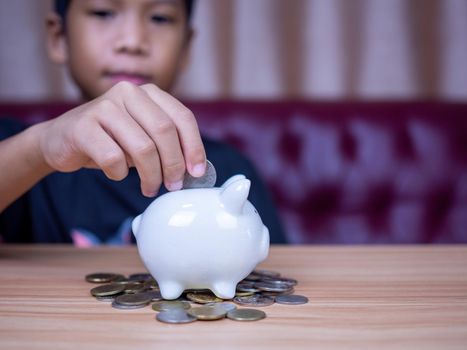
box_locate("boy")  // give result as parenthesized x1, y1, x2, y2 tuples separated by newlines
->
(0, 0, 286, 244)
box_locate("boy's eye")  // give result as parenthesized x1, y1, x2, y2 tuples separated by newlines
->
(89, 9, 115, 19)
(150, 15, 174, 24)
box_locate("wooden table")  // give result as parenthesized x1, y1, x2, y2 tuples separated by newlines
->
(0, 245, 466, 350)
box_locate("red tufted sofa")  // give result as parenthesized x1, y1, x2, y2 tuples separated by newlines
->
(1, 101, 467, 244)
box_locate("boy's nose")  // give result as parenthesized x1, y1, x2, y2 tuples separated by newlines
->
(114, 18, 149, 55)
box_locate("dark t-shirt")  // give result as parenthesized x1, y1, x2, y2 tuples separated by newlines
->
(0, 118, 286, 245)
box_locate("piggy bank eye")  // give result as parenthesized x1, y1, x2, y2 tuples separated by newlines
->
(254, 209, 258, 214)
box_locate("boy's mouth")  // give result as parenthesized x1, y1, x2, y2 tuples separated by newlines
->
(105, 72, 152, 86)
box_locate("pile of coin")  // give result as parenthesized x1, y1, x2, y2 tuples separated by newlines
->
(86, 269, 308, 324)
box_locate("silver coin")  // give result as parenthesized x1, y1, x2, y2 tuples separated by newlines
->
(152, 300, 192, 312)
(254, 281, 294, 293)
(156, 309, 197, 324)
(139, 290, 163, 301)
(275, 294, 309, 305)
(182, 160, 216, 189)
(261, 276, 298, 286)
(236, 283, 260, 293)
(205, 302, 237, 313)
(111, 301, 147, 310)
(95, 295, 118, 302)
(233, 295, 275, 307)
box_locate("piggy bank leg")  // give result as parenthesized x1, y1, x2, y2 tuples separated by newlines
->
(158, 280, 185, 300)
(211, 281, 237, 299)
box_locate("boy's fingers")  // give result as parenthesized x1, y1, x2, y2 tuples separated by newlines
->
(139, 84, 207, 177)
(76, 122, 128, 181)
(83, 151, 134, 169)
(97, 101, 163, 196)
(117, 84, 186, 191)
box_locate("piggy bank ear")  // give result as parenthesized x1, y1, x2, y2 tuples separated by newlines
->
(221, 174, 246, 188)
(220, 178, 251, 215)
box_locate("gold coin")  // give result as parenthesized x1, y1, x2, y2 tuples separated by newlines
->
(187, 305, 227, 320)
(85, 273, 122, 283)
(111, 279, 132, 285)
(144, 280, 160, 290)
(123, 282, 147, 294)
(152, 300, 191, 312)
(235, 291, 255, 297)
(186, 292, 224, 304)
(227, 308, 266, 321)
(128, 273, 153, 282)
(90, 283, 125, 297)
(110, 275, 128, 283)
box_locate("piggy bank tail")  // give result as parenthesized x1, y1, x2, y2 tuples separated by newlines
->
(131, 215, 142, 239)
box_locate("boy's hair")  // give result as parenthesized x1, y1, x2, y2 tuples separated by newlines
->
(54, 0, 196, 24)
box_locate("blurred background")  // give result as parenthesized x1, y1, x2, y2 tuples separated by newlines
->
(1, 0, 467, 101)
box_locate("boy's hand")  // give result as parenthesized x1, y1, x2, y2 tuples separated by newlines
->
(39, 82, 206, 196)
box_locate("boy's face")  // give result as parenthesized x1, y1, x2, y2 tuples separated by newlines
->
(47, 0, 192, 100)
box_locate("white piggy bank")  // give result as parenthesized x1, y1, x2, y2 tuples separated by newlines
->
(131, 175, 270, 300)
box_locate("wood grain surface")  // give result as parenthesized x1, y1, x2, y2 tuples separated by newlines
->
(0, 245, 466, 350)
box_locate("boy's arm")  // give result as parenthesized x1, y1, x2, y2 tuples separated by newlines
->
(0, 122, 53, 212)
